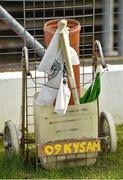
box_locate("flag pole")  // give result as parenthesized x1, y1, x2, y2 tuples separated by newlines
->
(59, 20, 80, 105)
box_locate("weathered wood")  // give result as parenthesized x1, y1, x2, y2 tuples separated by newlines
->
(34, 94, 98, 169)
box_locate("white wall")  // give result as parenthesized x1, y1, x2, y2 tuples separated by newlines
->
(99, 66, 123, 124)
(0, 65, 123, 133)
(0, 72, 22, 133)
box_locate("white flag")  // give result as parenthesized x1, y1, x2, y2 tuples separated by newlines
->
(55, 77, 71, 114)
(36, 49, 64, 105)
(36, 23, 80, 113)
(37, 28, 60, 74)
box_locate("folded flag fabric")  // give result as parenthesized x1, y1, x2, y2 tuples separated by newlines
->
(36, 49, 64, 105)
(37, 28, 60, 74)
(80, 72, 100, 104)
(36, 21, 79, 114)
(55, 77, 71, 114)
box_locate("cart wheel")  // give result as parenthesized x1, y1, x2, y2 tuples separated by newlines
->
(99, 111, 117, 153)
(4, 120, 19, 154)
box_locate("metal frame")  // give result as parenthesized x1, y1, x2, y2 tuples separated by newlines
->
(20, 0, 98, 161)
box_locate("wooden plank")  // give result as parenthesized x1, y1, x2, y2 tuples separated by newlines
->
(37, 139, 101, 157)
(34, 99, 98, 144)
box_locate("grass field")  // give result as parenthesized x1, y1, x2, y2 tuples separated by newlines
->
(0, 125, 123, 179)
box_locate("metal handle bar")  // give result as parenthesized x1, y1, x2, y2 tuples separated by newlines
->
(22, 47, 30, 75)
(93, 40, 107, 69)
(0, 5, 44, 58)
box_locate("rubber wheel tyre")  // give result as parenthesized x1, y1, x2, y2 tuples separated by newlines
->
(4, 120, 19, 154)
(99, 111, 117, 153)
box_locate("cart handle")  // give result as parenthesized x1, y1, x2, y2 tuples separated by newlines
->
(93, 40, 107, 70)
(22, 47, 30, 76)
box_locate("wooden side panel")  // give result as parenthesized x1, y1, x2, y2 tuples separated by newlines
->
(34, 96, 98, 169)
(34, 100, 98, 144)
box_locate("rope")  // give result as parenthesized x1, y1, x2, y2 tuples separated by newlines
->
(28, 66, 108, 90)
